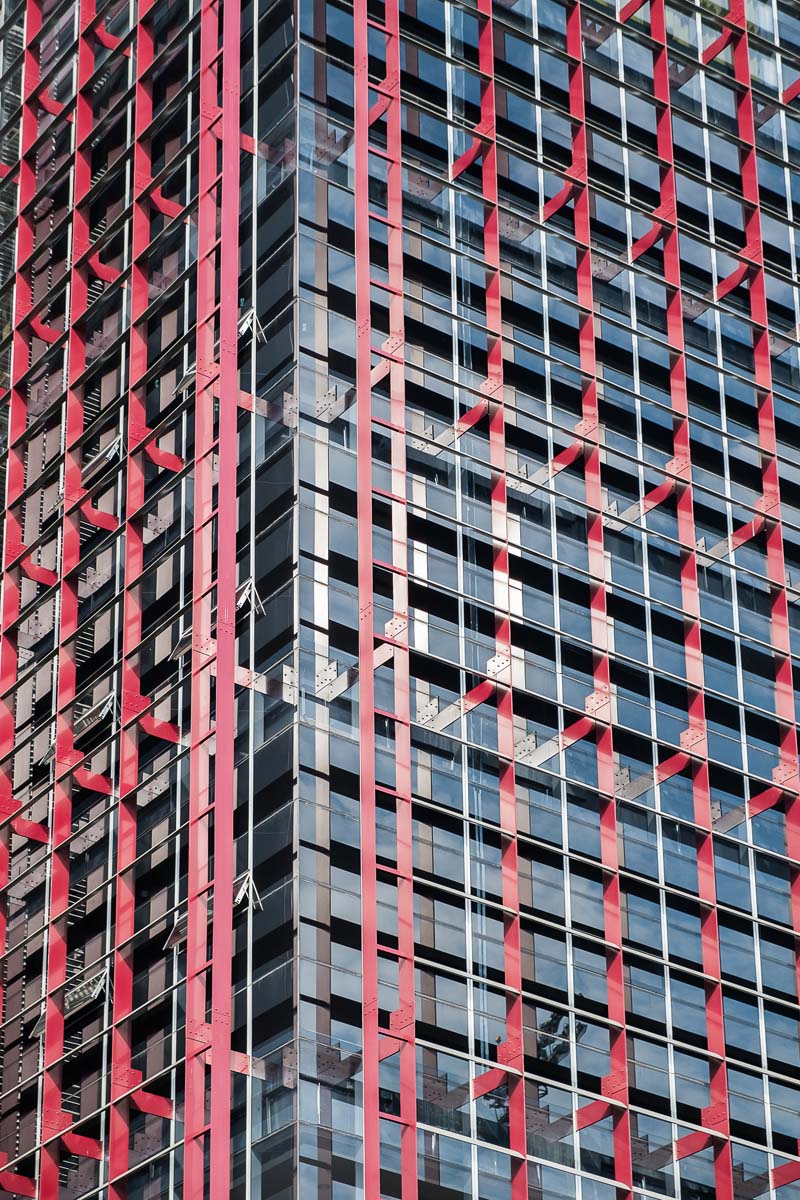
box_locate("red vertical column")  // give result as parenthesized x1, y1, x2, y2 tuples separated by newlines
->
(353, 0, 381, 1194)
(208, 0, 240, 1181)
(182, 0, 220, 1185)
(0, 3, 43, 1194)
(369, 1, 420, 1193)
(562, 3, 632, 1190)
(726, 7, 800, 1009)
(183, 0, 240, 1190)
(473, 5, 528, 1196)
(0, 0, 40, 1077)
(0, 24, 43, 814)
(38, 2, 100, 1192)
(641, 3, 734, 1192)
(107, 1, 157, 1191)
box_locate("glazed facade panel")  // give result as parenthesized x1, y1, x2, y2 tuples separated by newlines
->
(1, 0, 800, 1199)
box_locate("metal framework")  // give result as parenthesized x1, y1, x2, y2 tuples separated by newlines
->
(1, 0, 800, 1197)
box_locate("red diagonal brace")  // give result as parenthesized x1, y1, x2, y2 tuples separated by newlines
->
(369, 93, 391, 126)
(656, 750, 691, 783)
(39, 90, 68, 118)
(94, 24, 122, 49)
(22, 557, 58, 587)
(152, 189, 183, 219)
(674, 1129, 713, 1160)
(472, 1065, 507, 1100)
(370, 359, 391, 387)
(379, 1036, 403, 1060)
(62, 1130, 102, 1160)
(131, 424, 185, 472)
(11, 816, 49, 843)
(82, 501, 119, 531)
(641, 475, 676, 515)
(457, 397, 489, 434)
(702, 26, 734, 65)
(773, 1160, 800, 1190)
(716, 259, 751, 302)
(561, 713, 594, 749)
(542, 180, 575, 224)
(748, 784, 783, 818)
(139, 713, 180, 743)
(576, 1098, 614, 1130)
(730, 513, 765, 552)
(783, 78, 800, 106)
(88, 253, 120, 283)
(551, 437, 584, 476)
(452, 136, 482, 181)
(463, 677, 496, 715)
(630, 220, 666, 262)
(73, 767, 113, 794)
(29, 315, 61, 344)
(619, 0, 648, 21)
(0, 1170, 36, 1197)
(146, 444, 184, 472)
(131, 1089, 174, 1119)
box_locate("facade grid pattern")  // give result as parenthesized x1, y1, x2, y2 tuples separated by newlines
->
(0, 0, 800, 1198)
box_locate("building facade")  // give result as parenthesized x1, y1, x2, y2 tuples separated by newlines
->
(0, 0, 800, 1197)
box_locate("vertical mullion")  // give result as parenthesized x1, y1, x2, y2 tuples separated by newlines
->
(379, 1, 420, 1194)
(353, 0, 380, 1192)
(107, 0, 156, 1190)
(475, 4, 528, 1197)
(208, 0, 241, 1182)
(644, 2, 735, 1193)
(0, 0, 47, 1190)
(183, 0, 222, 1191)
(566, 3, 633, 1191)
(38, 1, 96, 1191)
(731, 3, 800, 1046)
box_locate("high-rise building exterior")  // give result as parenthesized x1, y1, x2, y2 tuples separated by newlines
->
(2, 0, 800, 1197)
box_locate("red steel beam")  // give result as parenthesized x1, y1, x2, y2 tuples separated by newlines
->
(728, 3, 800, 1010)
(107, 0, 159, 1189)
(0, 0, 42, 1188)
(373, 0, 420, 1191)
(353, 0, 382, 1190)
(182, 0, 241, 1190)
(472, 3, 529, 1195)
(181, 2, 226, 1192)
(0, 0, 39, 939)
(37, 0, 99, 1190)
(646, 0, 734, 1191)
(559, 3, 632, 1189)
(208, 0, 241, 1180)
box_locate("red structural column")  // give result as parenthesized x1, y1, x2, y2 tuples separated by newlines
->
(208, 0, 241, 1181)
(726, 1, 800, 1088)
(471, 4, 528, 1196)
(353, 0, 382, 1194)
(182, 0, 220, 1185)
(107, 0, 158, 1189)
(367, 0, 420, 1192)
(0, 0, 42, 1194)
(37, 1, 100, 1192)
(641, 2, 734, 1193)
(0, 0, 39, 1044)
(183, 0, 241, 1190)
(561, 2, 633, 1190)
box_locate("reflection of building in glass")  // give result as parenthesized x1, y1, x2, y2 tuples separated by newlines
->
(1, 0, 800, 1198)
